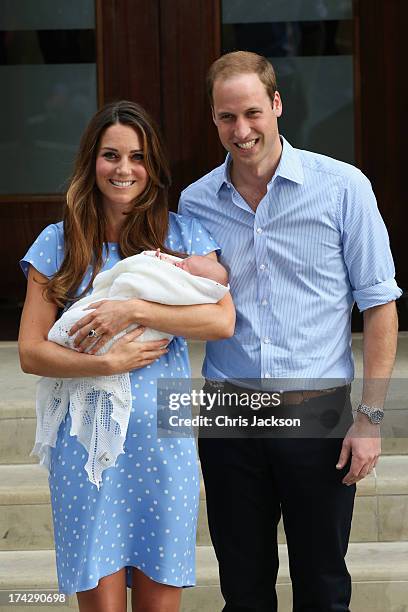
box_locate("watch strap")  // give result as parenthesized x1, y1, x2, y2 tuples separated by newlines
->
(356, 403, 384, 424)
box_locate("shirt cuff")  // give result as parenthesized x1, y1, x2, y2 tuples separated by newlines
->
(353, 278, 402, 312)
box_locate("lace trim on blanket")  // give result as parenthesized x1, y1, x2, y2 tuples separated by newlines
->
(32, 374, 132, 489)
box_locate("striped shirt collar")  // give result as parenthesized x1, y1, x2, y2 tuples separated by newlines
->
(217, 135, 304, 193)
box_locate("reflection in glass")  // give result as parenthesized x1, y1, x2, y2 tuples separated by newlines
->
(222, 0, 352, 24)
(0, 65, 96, 193)
(222, 20, 353, 57)
(0, 30, 95, 64)
(0, 0, 95, 31)
(221, 0, 354, 163)
(0, 0, 97, 194)
(274, 56, 354, 162)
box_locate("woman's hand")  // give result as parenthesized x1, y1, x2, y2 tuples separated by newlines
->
(103, 326, 170, 374)
(69, 299, 138, 354)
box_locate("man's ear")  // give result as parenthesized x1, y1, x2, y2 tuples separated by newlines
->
(273, 91, 283, 118)
(211, 107, 217, 125)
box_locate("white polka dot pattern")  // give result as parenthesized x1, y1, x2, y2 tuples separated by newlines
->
(20, 213, 220, 595)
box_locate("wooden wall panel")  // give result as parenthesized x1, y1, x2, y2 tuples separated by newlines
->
(98, 0, 161, 120)
(0, 198, 64, 339)
(159, 0, 224, 209)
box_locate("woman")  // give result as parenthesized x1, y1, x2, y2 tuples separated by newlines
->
(19, 100, 235, 612)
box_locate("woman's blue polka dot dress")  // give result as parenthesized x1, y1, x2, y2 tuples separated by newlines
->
(20, 213, 219, 595)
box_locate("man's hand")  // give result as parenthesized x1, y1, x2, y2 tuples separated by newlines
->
(336, 413, 381, 485)
(337, 301, 398, 486)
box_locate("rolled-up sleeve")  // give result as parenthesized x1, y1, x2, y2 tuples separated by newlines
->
(352, 278, 401, 312)
(340, 170, 402, 312)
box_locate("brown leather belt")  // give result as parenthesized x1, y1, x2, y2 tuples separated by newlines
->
(215, 381, 344, 406)
(280, 387, 341, 405)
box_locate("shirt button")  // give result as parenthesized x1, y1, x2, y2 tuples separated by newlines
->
(256, 227, 263, 234)
(263, 337, 271, 344)
(261, 299, 268, 306)
(259, 264, 266, 271)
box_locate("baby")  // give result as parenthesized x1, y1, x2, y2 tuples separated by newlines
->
(50, 250, 229, 351)
(33, 250, 229, 489)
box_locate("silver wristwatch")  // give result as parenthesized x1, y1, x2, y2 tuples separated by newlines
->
(356, 403, 384, 425)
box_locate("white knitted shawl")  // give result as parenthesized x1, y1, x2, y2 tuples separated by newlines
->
(33, 251, 229, 489)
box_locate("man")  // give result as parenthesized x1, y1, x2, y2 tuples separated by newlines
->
(178, 51, 401, 611)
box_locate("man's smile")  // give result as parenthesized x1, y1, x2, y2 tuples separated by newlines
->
(235, 138, 259, 150)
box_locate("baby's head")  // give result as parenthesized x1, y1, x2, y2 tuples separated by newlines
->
(176, 255, 228, 286)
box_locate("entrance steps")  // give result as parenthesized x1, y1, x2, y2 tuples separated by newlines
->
(0, 337, 407, 611)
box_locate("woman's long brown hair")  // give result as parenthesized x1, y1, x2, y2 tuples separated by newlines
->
(45, 101, 174, 308)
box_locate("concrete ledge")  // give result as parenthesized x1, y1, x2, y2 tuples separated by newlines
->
(1, 542, 407, 587)
(0, 401, 35, 420)
(376, 455, 408, 495)
(0, 418, 37, 465)
(0, 505, 54, 551)
(0, 465, 49, 505)
(0, 543, 407, 612)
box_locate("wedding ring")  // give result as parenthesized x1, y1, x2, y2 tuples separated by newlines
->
(88, 329, 99, 338)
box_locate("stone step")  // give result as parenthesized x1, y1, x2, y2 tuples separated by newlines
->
(0, 543, 407, 611)
(0, 402, 38, 465)
(1, 456, 407, 552)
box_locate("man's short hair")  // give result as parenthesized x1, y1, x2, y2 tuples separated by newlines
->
(207, 51, 277, 107)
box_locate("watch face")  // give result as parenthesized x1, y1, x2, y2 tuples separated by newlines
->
(371, 410, 384, 424)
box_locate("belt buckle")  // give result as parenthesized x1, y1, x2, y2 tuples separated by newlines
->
(283, 391, 304, 406)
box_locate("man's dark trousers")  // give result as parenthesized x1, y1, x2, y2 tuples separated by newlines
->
(198, 385, 356, 612)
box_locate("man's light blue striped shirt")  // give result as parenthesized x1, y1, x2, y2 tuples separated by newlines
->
(178, 137, 401, 384)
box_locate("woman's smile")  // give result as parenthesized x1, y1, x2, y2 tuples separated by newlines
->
(109, 179, 136, 188)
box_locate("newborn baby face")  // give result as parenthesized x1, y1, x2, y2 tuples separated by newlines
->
(176, 255, 206, 275)
(153, 249, 228, 285)
(154, 250, 204, 273)
(177, 256, 228, 286)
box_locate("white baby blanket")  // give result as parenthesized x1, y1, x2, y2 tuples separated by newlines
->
(33, 251, 228, 489)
